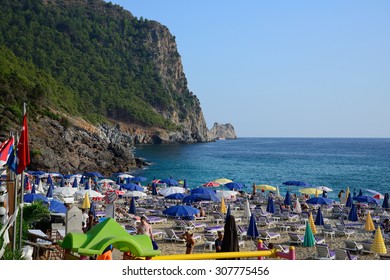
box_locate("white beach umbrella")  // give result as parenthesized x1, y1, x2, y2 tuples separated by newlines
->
(316, 186, 333, 192)
(74, 189, 104, 199)
(98, 179, 115, 185)
(293, 198, 302, 214)
(159, 187, 186, 197)
(215, 190, 238, 200)
(53, 186, 78, 197)
(122, 191, 147, 198)
(243, 199, 252, 219)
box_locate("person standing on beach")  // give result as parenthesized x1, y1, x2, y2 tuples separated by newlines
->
(182, 231, 195, 254)
(137, 216, 154, 240)
(215, 231, 224, 252)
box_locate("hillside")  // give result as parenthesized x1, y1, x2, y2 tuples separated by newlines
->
(0, 0, 211, 174)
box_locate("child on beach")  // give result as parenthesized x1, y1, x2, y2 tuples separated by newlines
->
(182, 231, 195, 254)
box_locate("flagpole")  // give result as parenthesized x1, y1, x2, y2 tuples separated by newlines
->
(11, 132, 18, 252)
(18, 102, 27, 251)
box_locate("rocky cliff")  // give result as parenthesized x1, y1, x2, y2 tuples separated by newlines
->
(209, 123, 237, 140)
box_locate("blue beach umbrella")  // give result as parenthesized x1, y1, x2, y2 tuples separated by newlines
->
(115, 176, 121, 185)
(190, 187, 216, 195)
(90, 201, 96, 219)
(306, 197, 333, 205)
(314, 206, 324, 226)
(46, 183, 54, 199)
(162, 205, 199, 219)
(72, 178, 78, 188)
(35, 176, 40, 186)
(266, 196, 275, 214)
(183, 179, 188, 189)
(182, 193, 220, 203)
(46, 175, 53, 186)
(48, 199, 67, 214)
(129, 198, 137, 215)
(60, 177, 65, 188)
(131, 176, 148, 183)
(358, 189, 363, 196)
(353, 195, 379, 204)
(31, 183, 36, 194)
(84, 180, 90, 190)
(165, 193, 186, 200)
(224, 182, 245, 190)
(80, 176, 85, 185)
(348, 204, 358, 222)
(121, 183, 144, 191)
(24, 193, 49, 203)
(83, 172, 104, 179)
(160, 177, 178, 186)
(246, 213, 259, 239)
(383, 193, 389, 209)
(284, 190, 292, 206)
(345, 193, 353, 207)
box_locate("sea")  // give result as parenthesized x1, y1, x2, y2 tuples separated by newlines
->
(131, 138, 390, 200)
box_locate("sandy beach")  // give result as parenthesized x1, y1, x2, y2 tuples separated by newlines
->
(105, 195, 389, 260)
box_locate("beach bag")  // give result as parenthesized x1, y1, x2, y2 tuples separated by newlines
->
(152, 240, 159, 250)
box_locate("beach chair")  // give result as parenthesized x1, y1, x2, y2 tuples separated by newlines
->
(288, 233, 304, 246)
(257, 216, 276, 228)
(163, 229, 185, 243)
(258, 230, 280, 242)
(236, 225, 248, 240)
(344, 240, 363, 254)
(361, 241, 374, 255)
(335, 225, 355, 238)
(335, 248, 358, 260)
(204, 225, 224, 234)
(203, 234, 216, 251)
(173, 219, 192, 231)
(211, 212, 224, 224)
(186, 220, 207, 231)
(314, 244, 336, 260)
(314, 235, 325, 244)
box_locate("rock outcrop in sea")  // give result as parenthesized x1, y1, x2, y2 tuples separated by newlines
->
(208, 122, 237, 140)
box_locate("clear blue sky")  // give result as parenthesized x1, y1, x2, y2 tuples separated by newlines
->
(109, 0, 390, 137)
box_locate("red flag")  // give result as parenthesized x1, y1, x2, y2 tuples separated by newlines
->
(16, 113, 30, 174)
(0, 137, 14, 165)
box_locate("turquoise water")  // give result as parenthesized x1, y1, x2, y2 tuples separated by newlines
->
(132, 138, 390, 200)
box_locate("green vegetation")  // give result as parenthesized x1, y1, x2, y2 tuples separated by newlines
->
(0, 0, 198, 130)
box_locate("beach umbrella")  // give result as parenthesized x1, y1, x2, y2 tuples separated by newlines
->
(120, 183, 143, 191)
(303, 221, 316, 247)
(129, 198, 137, 215)
(213, 178, 233, 185)
(158, 187, 185, 196)
(31, 183, 36, 194)
(345, 192, 353, 207)
(225, 204, 231, 224)
(191, 187, 216, 195)
(308, 212, 317, 234)
(224, 182, 245, 190)
(221, 215, 240, 255)
(46, 175, 53, 186)
(24, 193, 49, 203)
(358, 189, 363, 196)
(160, 177, 178, 186)
(299, 188, 318, 195)
(59, 177, 65, 188)
(72, 178, 78, 188)
(53, 186, 77, 197)
(46, 183, 54, 199)
(151, 182, 158, 195)
(244, 199, 251, 219)
(314, 206, 324, 226)
(305, 196, 333, 206)
(182, 179, 188, 189)
(348, 204, 359, 222)
(75, 189, 104, 199)
(83, 172, 104, 179)
(202, 181, 220, 187)
(246, 213, 259, 239)
(90, 201, 96, 219)
(266, 196, 275, 213)
(80, 176, 85, 185)
(382, 193, 389, 209)
(316, 186, 333, 192)
(322, 190, 327, 198)
(48, 199, 67, 214)
(371, 226, 387, 255)
(345, 187, 350, 202)
(364, 212, 375, 231)
(284, 190, 292, 206)
(84, 180, 90, 190)
(353, 195, 380, 205)
(293, 198, 302, 214)
(220, 196, 227, 214)
(283, 181, 311, 187)
(256, 184, 277, 191)
(365, 189, 384, 200)
(164, 193, 186, 200)
(82, 193, 91, 209)
(130, 176, 148, 183)
(182, 193, 220, 203)
(215, 190, 238, 200)
(115, 173, 134, 179)
(122, 191, 147, 198)
(162, 205, 199, 219)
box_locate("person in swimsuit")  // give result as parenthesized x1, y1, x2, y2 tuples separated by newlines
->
(182, 230, 195, 254)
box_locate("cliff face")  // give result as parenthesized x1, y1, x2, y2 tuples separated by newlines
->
(209, 123, 237, 140)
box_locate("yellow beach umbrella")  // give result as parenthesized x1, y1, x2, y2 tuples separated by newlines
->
(315, 189, 319, 197)
(308, 212, 317, 234)
(345, 186, 350, 200)
(82, 192, 91, 209)
(364, 212, 375, 231)
(255, 185, 276, 191)
(299, 188, 318, 195)
(371, 226, 387, 254)
(220, 196, 227, 214)
(214, 178, 233, 185)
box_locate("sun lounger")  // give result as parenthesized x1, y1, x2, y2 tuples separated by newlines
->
(314, 244, 336, 260)
(335, 248, 358, 260)
(204, 225, 224, 234)
(258, 230, 281, 241)
(344, 240, 363, 254)
(146, 216, 167, 224)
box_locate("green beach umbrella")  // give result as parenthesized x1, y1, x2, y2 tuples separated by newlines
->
(303, 221, 316, 247)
